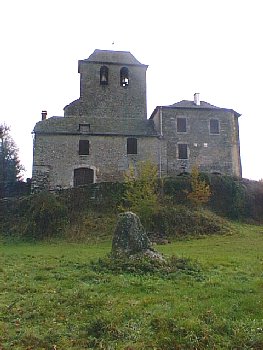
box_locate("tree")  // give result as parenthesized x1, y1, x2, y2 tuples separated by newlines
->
(0, 124, 24, 197)
(187, 165, 211, 207)
(119, 161, 159, 230)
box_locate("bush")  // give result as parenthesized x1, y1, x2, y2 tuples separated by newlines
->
(208, 175, 246, 219)
(59, 182, 124, 220)
(242, 179, 263, 223)
(23, 192, 68, 240)
(64, 212, 117, 243)
(163, 175, 263, 223)
(163, 175, 191, 205)
(119, 161, 159, 230)
(152, 205, 232, 238)
(187, 166, 211, 207)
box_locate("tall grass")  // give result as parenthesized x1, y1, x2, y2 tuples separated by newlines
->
(0, 223, 262, 349)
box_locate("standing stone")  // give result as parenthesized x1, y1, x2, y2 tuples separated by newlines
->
(111, 212, 164, 262)
(112, 212, 151, 256)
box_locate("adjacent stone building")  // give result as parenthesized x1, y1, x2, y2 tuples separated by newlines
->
(32, 49, 242, 191)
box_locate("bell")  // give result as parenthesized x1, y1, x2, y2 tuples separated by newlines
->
(101, 74, 107, 82)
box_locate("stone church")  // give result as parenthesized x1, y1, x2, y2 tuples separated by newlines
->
(32, 49, 242, 191)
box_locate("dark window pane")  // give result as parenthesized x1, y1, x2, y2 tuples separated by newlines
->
(210, 119, 220, 134)
(178, 144, 188, 159)
(79, 140, 89, 155)
(177, 118, 186, 132)
(127, 138, 137, 154)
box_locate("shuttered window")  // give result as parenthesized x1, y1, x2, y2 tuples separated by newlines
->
(210, 119, 220, 134)
(127, 138, 137, 154)
(177, 118, 187, 132)
(79, 140, 89, 155)
(178, 144, 188, 159)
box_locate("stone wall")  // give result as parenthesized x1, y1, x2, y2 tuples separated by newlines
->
(33, 133, 160, 190)
(156, 108, 241, 176)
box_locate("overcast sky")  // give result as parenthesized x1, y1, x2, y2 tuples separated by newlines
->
(0, 0, 262, 180)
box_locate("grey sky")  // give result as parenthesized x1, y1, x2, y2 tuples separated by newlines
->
(0, 0, 262, 180)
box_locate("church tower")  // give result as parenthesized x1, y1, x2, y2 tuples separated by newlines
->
(64, 49, 148, 120)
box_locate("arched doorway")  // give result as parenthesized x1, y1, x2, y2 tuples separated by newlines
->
(73, 168, 94, 187)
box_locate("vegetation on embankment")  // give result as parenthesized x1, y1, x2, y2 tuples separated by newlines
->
(0, 224, 262, 349)
(0, 174, 262, 242)
(0, 190, 233, 243)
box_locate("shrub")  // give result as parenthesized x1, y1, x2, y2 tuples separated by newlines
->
(23, 192, 68, 240)
(242, 179, 263, 223)
(187, 166, 211, 207)
(64, 212, 117, 243)
(119, 161, 159, 230)
(208, 175, 246, 219)
(59, 182, 125, 219)
(163, 175, 191, 205)
(152, 205, 232, 238)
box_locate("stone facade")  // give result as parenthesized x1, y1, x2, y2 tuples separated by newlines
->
(32, 49, 242, 192)
(151, 102, 242, 177)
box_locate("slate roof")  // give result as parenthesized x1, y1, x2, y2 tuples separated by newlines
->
(81, 49, 146, 66)
(168, 100, 221, 109)
(150, 100, 241, 118)
(33, 115, 157, 137)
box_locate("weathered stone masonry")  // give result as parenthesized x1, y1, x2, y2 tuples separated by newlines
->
(151, 104, 241, 176)
(32, 49, 242, 192)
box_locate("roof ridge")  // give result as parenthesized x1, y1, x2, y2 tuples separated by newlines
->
(82, 49, 144, 66)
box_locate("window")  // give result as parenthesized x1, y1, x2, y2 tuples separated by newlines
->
(79, 124, 90, 133)
(120, 67, 129, 87)
(177, 117, 187, 132)
(79, 140, 89, 155)
(100, 66, 108, 85)
(127, 138, 137, 154)
(178, 144, 188, 159)
(210, 119, 220, 134)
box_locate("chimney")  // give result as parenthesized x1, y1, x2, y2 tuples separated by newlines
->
(41, 110, 47, 120)
(194, 93, 200, 106)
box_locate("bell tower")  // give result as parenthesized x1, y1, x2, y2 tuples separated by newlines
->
(64, 49, 148, 120)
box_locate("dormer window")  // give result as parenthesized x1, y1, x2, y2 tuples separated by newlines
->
(120, 67, 129, 87)
(100, 66, 108, 85)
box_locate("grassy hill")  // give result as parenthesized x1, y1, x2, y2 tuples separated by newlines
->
(0, 223, 262, 349)
(0, 176, 262, 348)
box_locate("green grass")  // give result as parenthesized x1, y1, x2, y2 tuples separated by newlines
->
(0, 223, 262, 349)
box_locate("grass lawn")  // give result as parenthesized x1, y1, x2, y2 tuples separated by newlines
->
(0, 223, 262, 349)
